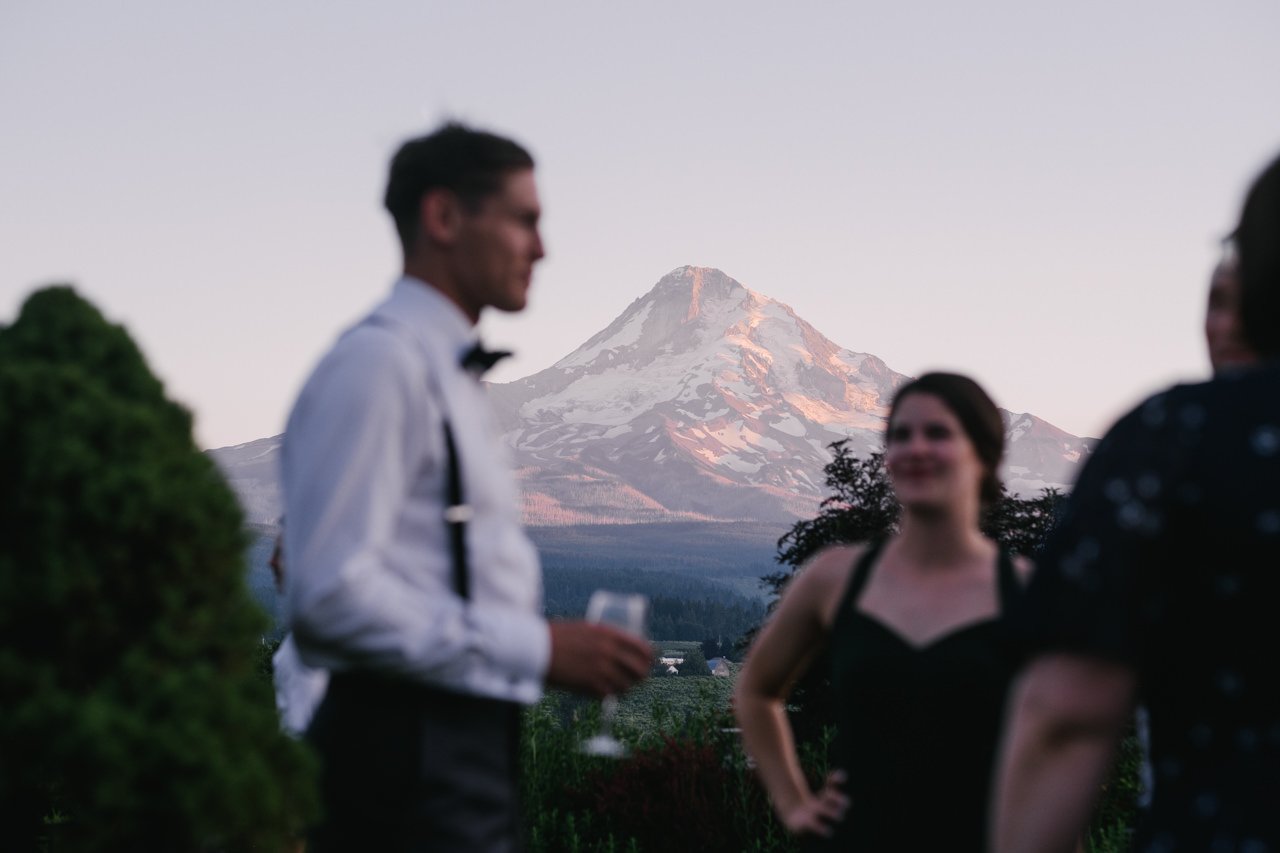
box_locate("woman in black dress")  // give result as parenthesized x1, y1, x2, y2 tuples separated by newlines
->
(735, 373, 1030, 850)
(994, 153, 1280, 852)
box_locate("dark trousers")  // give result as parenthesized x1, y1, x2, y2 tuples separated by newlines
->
(306, 671, 523, 853)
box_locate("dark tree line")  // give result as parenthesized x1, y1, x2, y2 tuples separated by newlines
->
(544, 565, 761, 629)
(647, 595, 762, 653)
(543, 565, 738, 614)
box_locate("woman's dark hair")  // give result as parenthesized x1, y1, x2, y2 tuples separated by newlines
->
(384, 121, 535, 253)
(1235, 152, 1280, 357)
(885, 372, 1005, 505)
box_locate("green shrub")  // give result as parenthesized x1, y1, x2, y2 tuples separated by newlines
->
(1087, 725, 1142, 852)
(522, 681, 806, 852)
(0, 286, 316, 850)
(677, 646, 710, 677)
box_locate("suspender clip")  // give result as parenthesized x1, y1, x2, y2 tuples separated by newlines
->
(444, 504, 474, 524)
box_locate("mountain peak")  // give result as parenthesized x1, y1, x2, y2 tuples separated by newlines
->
(488, 267, 919, 522)
(536, 267, 756, 378)
(650, 266, 750, 323)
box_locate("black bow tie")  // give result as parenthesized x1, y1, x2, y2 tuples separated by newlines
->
(460, 342, 512, 377)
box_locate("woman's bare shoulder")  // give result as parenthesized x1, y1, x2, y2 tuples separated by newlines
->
(798, 543, 864, 583)
(786, 543, 867, 624)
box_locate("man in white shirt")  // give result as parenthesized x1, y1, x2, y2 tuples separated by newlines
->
(282, 123, 651, 851)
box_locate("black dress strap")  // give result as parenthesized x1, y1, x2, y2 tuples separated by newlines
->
(995, 547, 1020, 614)
(834, 540, 888, 618)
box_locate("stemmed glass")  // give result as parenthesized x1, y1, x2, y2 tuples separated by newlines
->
(580, 590, 649, 758)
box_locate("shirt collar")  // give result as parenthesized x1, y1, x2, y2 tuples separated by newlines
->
(379, 276, 477, 361)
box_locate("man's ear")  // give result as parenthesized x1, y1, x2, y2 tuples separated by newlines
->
(419, 188, 462, 246)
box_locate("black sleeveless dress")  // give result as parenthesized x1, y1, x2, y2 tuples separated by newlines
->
(812, 543, 1023, 852)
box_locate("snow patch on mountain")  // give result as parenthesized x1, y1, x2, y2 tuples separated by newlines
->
(560, 300, 655, 368)
(1008, 414, 1035, 442)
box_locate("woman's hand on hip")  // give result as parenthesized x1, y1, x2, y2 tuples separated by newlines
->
(780, 770, 849, 837)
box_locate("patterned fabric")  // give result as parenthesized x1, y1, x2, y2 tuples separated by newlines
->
(1020, 361, 1280, 852)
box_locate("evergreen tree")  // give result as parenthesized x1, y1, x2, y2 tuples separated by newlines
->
(679, 646, 711, 677)
(0, 286, 316, 850)
(765, 446, 899, 602)
(984, 485, 1065, 556)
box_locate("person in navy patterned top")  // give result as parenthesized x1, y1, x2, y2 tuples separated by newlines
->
(994, 153, 1280, 852)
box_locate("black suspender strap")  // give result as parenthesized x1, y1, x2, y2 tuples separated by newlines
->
(441, 420, 471, 600)
(359, 314, 475, 602)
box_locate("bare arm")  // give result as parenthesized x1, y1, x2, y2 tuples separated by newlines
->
(991, 654, 1137, 853)
(733, 547, 854, 836)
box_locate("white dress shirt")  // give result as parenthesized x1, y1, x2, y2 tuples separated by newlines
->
(281, 277, 549, 704)
(272, 633, 330, 735)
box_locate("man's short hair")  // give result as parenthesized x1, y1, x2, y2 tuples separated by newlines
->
(383, 122, 535, 252)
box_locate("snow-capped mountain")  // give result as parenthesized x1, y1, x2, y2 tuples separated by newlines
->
(208, 435, 281, 526)
(488, 266, 1091, 524)
(209, 266, 1093, 527)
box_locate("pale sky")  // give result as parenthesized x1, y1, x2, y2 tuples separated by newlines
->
(3, 1, 1278, 450)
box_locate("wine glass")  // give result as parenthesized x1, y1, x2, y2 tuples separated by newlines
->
(580, 590, 649, 757)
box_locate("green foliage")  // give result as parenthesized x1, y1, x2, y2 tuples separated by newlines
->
(701, 636, 734, 662)
(1087, 726, 1143, 852)
(984, 486, 1065, 557)
(544, 566, 764, 616)
(773, 447, 899, 574)
(544, 570, 764, 672)
(0, 286, 316, 850)
(255, 636, 285, 686)
(598, 656, 737, 736)
(522, 683, 802, 852)
(678, 645, 711, 677)
(533, 522, 781, 587)
(646, 595, 762, 654)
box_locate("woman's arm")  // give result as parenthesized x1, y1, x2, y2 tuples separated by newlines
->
(991, 653, 1136, 853)
(733, 546, 855, 836)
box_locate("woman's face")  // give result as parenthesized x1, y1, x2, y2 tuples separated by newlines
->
(1205, 257, 1258, 373)
(884, 392, 985, 512)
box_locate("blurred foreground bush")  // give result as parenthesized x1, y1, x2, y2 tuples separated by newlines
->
(0, 286, 315, 850)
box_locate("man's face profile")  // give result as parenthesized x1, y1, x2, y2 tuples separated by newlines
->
(452, 168, 545, 319)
